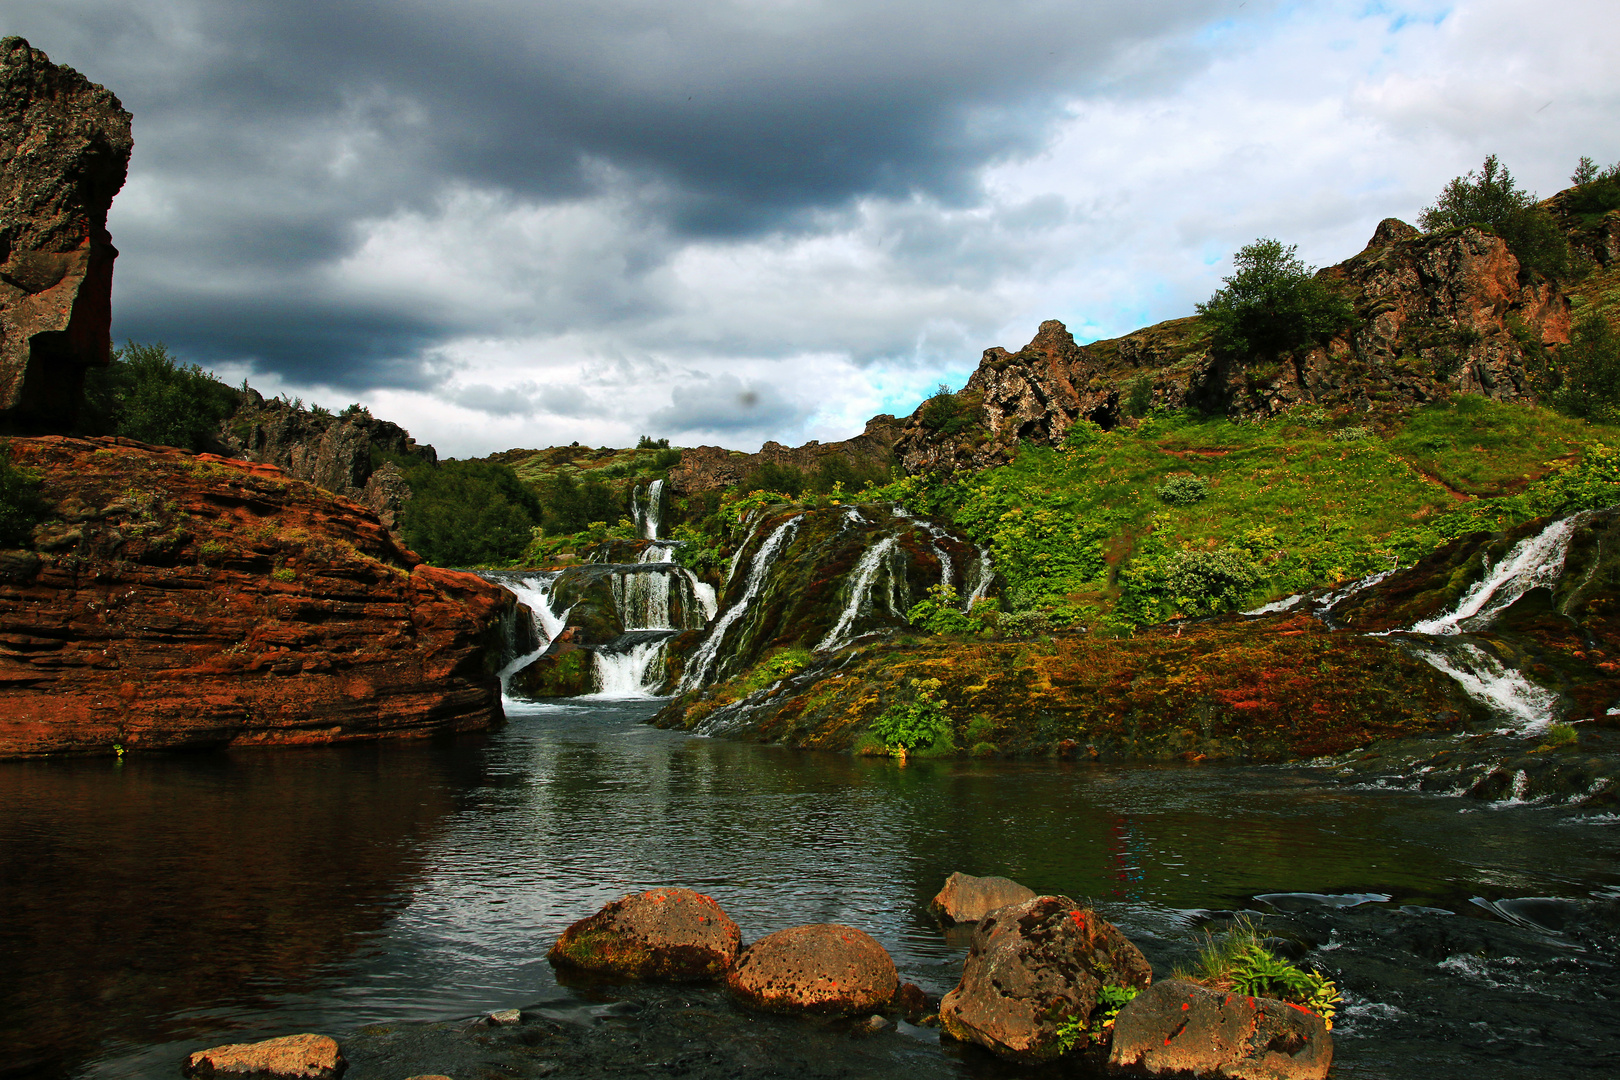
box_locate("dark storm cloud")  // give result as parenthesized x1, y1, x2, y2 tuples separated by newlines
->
(8, 0, 1244, 388)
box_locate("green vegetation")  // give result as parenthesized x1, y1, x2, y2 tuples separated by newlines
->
(1180, 917, 1340, 1028)
(1419, 154, 1573, 281)
(1194, 239, 1355, 360)
(0, 442, 47, 547)
(1055, 984, 1141, 1053)
(81, 341, 240, 451)
(400, 459, 542, 566)
(869, 676, 952, 753)
(919, 384, 976, 435)
(1540, 722, 1579, 750)
(1566, 156, 1620, 225)
(904, 583, 996, 637)
(1551, 313, 1620, 422)
(1156, 474, 1208, 505)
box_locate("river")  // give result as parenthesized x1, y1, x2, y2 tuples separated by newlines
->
(2, 698, 1616, 1079)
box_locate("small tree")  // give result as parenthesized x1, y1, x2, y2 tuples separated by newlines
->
(1195, 239, 1354, 360)
(1553, 314, 1620, 422)
(1419, 155, 1571, 280)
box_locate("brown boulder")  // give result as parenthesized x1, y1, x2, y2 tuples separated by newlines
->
(182, 1033, 345, 1079)
(1107, 978, 1331, 1080)
(0, 37, 132, 432)
(930, 871, 1037, 926)
(940, 895, 1152, 1063)
(726, 924, 898, 1016)
(548, 887, 741, 982)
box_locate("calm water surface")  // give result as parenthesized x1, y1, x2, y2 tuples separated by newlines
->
(2, 699, 1616, 1079)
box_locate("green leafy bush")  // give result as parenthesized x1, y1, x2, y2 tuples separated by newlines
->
(1183, 917, 1341, 1028)
(870, 677, 951, 752)
(0, 443, 48, 547)
(401, 459, 542, 566)
(1552, 314, 1620, 422)
(1195, 239, 1355, 360)
(537, 471, 620, 534)
(1156, 474, 1209, 505)
(919, 384, 975, 435)
(1419, 155, 1572, 280)
(81, 341, 240, 451)
(905, 582, 978, 636)
(1330, 426, 1370, 442)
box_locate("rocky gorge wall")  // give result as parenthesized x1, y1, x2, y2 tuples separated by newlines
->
(0, 37, 131, 433)
(0, 437, 511, 758)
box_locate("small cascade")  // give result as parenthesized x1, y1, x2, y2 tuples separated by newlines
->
(1412, 513, 1588, 635)
(816, 534, 900, 653)
(486, 573, 575, 692)
(639, 541, 678, 563)
(679, 515, 802, 690)
(588, 635, 670, 698)
(965, 546, 994, 608)
(1405, 642, 1561, 734)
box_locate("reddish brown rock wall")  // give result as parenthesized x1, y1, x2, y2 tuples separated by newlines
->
(667, 414, 903, 495)
(0, 437, 508, 758)
(0, 38, 132, 432)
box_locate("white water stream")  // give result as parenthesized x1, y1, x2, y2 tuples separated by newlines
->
(679, 515, 802, 690)
(816, 534, 900, 653)
(1412, 513, 1587, 635)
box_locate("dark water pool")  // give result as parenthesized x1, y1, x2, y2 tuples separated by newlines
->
(2, 699, 1617, 1079)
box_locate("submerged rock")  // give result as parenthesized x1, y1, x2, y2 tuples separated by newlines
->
(1107, 978, 1331, 1080)
(726, 924, 898, 1016)
(548, 887, 741, 982)
(930, 872, 1036, 926)
(939, 895, 1152, 1063)
(182, 1033, 345, 1080)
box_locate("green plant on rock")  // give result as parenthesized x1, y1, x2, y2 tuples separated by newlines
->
(1184, 917, 1341, 1029)
(0, 443, 48, 547)
(1156, 474, 1209, 505)
(905, 583, 978, 636)
(870, 677, 951, 753)
(1419, 155, 1573, 281)
(1054, 984, 1141, 1054)
(1195, 238, 1355, 360)
(920, 384, 975, 436)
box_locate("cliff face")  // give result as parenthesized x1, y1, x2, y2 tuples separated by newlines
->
(216, 393, 436, 531)
(667, 414, 903, 495)
(895, 219, 1575, 474)
(0, 37, 132, 432)
(0, 437, 509, 759)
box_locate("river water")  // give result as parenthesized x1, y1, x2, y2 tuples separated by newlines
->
(2, 699, 1617, 1079)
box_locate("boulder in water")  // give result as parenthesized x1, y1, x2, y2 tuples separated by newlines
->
(930, 871, 1036, 925)
(182, 1033, 345, 1079)
(548, 887, 741, 982)
(939, 895, 1152, 1062)
(1106, 978, 1331, 1079)
(726, 923, 898, 1015)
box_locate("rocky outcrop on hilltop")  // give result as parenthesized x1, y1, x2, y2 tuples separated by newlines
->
(896, 219, 1574, 474)
(0, 437, 510, 758)
(0, 37, 132, 433)
(217, 393, 436, 531)
(667, 414, 903, 495)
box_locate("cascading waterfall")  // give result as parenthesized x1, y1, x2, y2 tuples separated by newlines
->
(816, 535, 900, 653)
(588, 636, 670, 698)
(965, 546, 994, 608)
(679, 516, 802, 690)
(488, 573, 575, 693)
(639, 541, 677, 563)
(1412, 513, 1588, 635)
(629, 479, 666, 541)
(1405, 642, 1561, 734)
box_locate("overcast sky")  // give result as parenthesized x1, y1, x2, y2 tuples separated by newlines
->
(10, 0, 1619, 455)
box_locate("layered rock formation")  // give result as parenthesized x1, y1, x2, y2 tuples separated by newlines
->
(217, 394, 436, 531)
(895, 220, 1574, 474)
(0, 437, 510, 758)
(0, 37, 132, 432)
(667, 414, 903, 495)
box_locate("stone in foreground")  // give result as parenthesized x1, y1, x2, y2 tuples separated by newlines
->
(940, 895, 1152, 1063)
(726, 923, 898, 1016)
(181, 1033, 345, 1079)
(930, 871, 1036, 925)
(1107, 979, 1331, 1080)
(548, 887, 741, 982)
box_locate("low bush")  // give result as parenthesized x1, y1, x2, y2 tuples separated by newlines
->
(1419, 155, 1573, 281)
(1552, 314, 1620, 422)
(919, 384, 975, 435)
(1181, 917, 1341, 1028)
(0, 443, 48, 547)
(870, 677, 952, 752)
(402, 459, 542, 566)
(80, 341, 240, 451)
(1156, 474, 1209, 505)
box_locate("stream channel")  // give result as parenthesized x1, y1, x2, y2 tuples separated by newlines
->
(2, 696, 1618, 1079)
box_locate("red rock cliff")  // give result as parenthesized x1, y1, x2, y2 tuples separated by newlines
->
(0, 437, 510, 758)
(0, 38, 132, 432)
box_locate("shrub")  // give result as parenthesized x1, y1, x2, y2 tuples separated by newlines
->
(870, 677, 951, 752)
(919, 384, 975, 435)
(636, 435, 670, 449)
(538, 470, 619, 534)
(1195, 239, 1355, 360)
(1552, 314, 1620, 422)
(0, 443, 47, 547)
(1164, 547, 1265, 615)
(1157, 474, 1209, 505)
(1125, 373, 1154, 418)
(401, 459, 543, 565)
(1565, 157, 1620, 224)
(1419, 155, 1572, 280)
(905, 582, 978, 636)
(1181, 917, 1341, 1029)
(1331, 426, 1370, 442)
(81, 341, 240, 451)
(1063, 419, 1105, 449)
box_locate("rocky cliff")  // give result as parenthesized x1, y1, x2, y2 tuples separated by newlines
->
(0, 437, 510, 758)
(0, 37, 132, 433)
(667, 414, 903, 495)
(216, 393, 436, 531)
(895, 219, 1578, 474)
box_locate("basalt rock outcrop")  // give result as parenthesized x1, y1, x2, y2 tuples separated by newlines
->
(0, 37, 132, 433)
(895, 219, 1574, 474)
(1107, 979, 1332, 1080)
(726, 924, 898, 1016)
(217, 394, 436, 531)
(0, 437, 509, 758)
(548, 888, 742, 982)
(667, 414, 903, 496)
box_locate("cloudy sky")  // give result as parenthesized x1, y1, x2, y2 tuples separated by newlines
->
(11, 1, 1619, 456)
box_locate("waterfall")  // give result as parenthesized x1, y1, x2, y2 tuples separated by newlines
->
(639, 541, 677, 563)
(1406, 642, 1561, 734)
(1411, 513, 1588, 635)
(487, 573, 575, 693)
(612, 569, 675, 630)
(588, 637, 670, 698)
(965, 546, 994, 608)
(679, 515, 802, 690)
(816, 535, 900, 653)
(642, 478, 664, 540)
